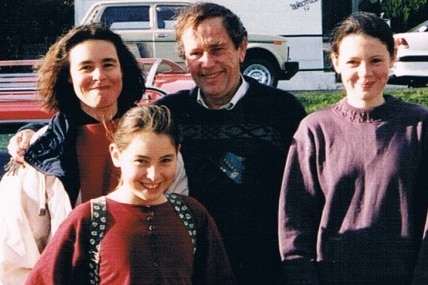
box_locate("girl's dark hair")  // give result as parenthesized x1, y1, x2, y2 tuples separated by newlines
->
(330, 12, 394, 57)
(175, 2, 248, 59)
(38, 23, 145, 115)
(113, 105, 181, 152)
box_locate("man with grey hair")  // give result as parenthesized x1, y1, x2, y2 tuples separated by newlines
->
(155, 2, 306, 284)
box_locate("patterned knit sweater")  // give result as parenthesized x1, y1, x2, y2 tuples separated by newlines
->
(155, 77, 306, 284)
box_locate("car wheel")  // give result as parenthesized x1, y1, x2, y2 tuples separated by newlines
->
(241, 58, 278, 87)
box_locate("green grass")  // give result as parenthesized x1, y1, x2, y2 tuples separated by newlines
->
(0, 133, 14, 153)
(294, 87, 428, 114)
(1, 87, 428, 152)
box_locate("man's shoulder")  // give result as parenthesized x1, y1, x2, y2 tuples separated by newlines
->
(155, 89, 193, 105)
(245, 77, 299, 100)
(245, 78, 305, 112)
(154, 89, 196, 113)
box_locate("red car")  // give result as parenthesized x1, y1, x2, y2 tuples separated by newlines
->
(138, 57, 195, 101)
(0, 58, 195, 123)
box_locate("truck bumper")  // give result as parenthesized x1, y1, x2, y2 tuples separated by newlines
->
(279, 61, 299, 80)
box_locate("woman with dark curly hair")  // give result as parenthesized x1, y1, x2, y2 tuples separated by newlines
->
(26, 23, 146, 204)
(7, 23, 147, 205)
(0, 24, 186, 284)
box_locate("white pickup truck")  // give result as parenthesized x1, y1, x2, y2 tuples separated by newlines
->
(80, 0, 299, 87)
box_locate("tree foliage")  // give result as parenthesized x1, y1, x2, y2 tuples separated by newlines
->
(382, 0, 428, 32)
(0, 0, 73, 60)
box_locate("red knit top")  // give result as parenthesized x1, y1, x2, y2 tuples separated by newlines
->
(25, 196, 236, 284)
(75, 120, 119, 202)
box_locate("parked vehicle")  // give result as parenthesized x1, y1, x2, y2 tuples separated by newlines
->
(0, 60, 50, 124)
(389, 20, 428, 88)
(138, 57, 195, 102)
(80, 0, 299, 87)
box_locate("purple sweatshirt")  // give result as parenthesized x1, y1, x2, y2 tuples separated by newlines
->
(279, 95, 428, 285)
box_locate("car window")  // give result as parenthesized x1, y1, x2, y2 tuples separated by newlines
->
(101, 6, 150, 29)
(156, 5, 186, 29)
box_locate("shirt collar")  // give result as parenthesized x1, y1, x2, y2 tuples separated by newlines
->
(196, 75, 249, 110)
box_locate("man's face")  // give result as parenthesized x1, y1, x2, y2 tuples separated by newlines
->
(181, 17, 247, 109)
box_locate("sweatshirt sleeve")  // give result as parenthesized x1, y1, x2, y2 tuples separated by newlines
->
(411, 212, 428, 284)
(278, 121, 324, 284)
(410, 116, 428, 285)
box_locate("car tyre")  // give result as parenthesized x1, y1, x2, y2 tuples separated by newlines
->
(241, 58, 278, 87)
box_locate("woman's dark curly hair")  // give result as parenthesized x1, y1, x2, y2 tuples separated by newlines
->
(37, 23, 145, 115)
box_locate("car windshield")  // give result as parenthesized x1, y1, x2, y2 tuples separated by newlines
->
(409, 20, 428, 32)
(101, 6, 150, 29)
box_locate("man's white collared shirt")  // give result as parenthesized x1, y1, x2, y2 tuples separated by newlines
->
(196, 76, 249, 110)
